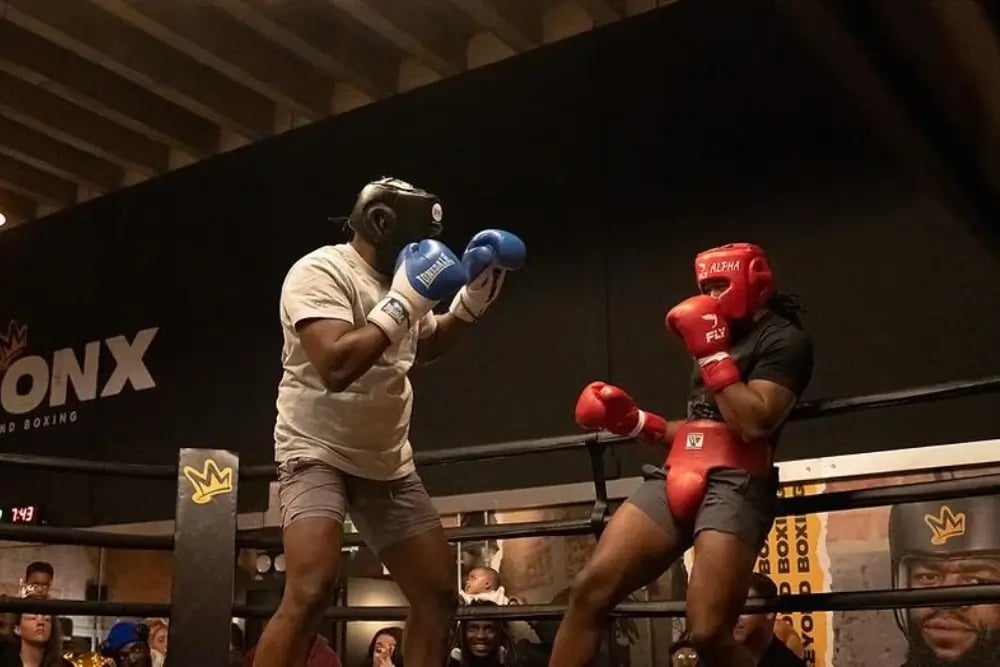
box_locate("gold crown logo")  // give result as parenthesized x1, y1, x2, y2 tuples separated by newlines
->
(183, 458, 234, 504)
(0, 321, 28, 373)
(924, 505, 966, 546)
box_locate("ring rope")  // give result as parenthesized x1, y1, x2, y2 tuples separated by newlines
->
(0, 374, 995, 480)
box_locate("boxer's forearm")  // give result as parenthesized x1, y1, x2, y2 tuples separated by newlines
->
(714, 381, 790, 442)
(635, 419, 680, 448)
(318, 324, 391, 392)
(415, 313, 470, 363)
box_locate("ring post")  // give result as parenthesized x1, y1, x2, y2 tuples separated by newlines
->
(167, 448, 239, 667)
(586, 442, 609, 537)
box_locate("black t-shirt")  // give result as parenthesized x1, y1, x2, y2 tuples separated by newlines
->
(687, 310, 814, 421)
(759, 636, 807, 667)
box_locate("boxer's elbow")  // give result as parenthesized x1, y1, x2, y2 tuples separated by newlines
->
(734, 411, 780, 442)
(320, 369, 351, 393)
(739, 423, 774, 443)
(313, 346, 356, 393)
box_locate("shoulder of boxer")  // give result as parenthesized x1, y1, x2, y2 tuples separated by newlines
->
(282, 249, 357, 328)
(748, 317, 813, 398)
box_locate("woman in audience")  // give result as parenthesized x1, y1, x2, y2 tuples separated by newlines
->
(141, 620, 167, 667)
(359, 627, 403, 667)
(0, 609, 73, 666)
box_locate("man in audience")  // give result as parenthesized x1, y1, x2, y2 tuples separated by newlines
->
(449, 601, 523, 667)
(732, 574, 804, 666)
(100, 622, 153, 667)
(21, 563, 53, 599)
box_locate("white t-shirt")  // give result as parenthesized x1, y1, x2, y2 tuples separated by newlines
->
(274, 243, 437, 480)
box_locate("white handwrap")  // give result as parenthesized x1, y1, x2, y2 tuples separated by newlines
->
(449, 267, 506, 322)
(368, 290, 433, 345)
(627, 410, 648, 438)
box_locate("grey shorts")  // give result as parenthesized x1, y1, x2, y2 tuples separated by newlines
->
(627, 467, 778, 552)
(276, 458, 442, 555)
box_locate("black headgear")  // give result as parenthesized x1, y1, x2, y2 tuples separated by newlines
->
(889, 495, 1000, 634)
(347, 177, 443, 272)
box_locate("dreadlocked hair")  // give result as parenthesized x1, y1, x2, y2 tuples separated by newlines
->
(767, 291, 805, 328)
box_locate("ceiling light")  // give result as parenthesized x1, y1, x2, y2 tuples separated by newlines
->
(0, 212, 6, 227)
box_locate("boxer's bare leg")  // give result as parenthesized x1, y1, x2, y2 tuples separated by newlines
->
(380, 526, 457, 667)
(548, 501, 686, 667)
(684, 529, 758, 667)
(252, 518, 342, 667)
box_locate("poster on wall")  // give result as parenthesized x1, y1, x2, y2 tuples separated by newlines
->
(693, 456, 1000, 667)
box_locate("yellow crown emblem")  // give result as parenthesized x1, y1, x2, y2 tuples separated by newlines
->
(924, 505, 966, 546)
(183, 458, 234, 504)
(0, 321, 28, 373)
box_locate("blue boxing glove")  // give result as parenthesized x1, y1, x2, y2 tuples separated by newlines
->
(368, 240, 467, 343)
(449, 229, 525, 323)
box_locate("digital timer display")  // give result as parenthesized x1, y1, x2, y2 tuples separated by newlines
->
(0, 505, 41, 524)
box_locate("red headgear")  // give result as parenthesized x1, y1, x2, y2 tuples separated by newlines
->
(694, 243, 775, 321)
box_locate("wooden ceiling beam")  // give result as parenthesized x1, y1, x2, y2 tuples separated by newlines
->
(4, 0, 274, 139)
(445, 0, 542, 52)
(326, 0, 466, 76)
(0, 72, 167, 174)
(93, 0, 336, 121)
(0, 116, 123, 191)
(0, 21, 218, 156)
(215, 0, 396, 100)
(0, 155, 79, 207)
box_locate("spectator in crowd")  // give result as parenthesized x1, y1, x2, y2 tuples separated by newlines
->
(21, 564, 53, 600)
(670, 646, 699, 667)
(732, 574, 804, 667)
(140, 620, 165, 667)
(244, 634, 340, 667)
(0, 610, 73, 666)
(99, 622, 152, 667)
(358, 628, 403, 667)
(449, 602, 521, 667)
(462, 569, 512, 607)
(464, 569, 501, 597)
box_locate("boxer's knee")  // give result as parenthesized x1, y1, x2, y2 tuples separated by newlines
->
(284, 567, 338, 619)
(568, 564, 619, 617)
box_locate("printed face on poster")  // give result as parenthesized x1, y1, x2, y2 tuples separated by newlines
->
(683, 446, 1000, 667)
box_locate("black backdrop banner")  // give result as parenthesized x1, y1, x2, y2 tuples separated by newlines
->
(1, 0, 998, 526)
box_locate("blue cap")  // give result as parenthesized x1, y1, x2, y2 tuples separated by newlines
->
(105, 622, 143, 652)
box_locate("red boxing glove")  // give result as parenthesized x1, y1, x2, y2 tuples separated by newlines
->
(574, 381, 668, 441)
(665, 295, 740, 392)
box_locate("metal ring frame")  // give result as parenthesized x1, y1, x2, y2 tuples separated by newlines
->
(0, 374, 998, 623)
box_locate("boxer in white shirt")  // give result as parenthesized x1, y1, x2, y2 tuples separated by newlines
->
(252, 178, 525, 667)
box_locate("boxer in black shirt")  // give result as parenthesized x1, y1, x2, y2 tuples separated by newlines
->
(550, 243, 813, 667)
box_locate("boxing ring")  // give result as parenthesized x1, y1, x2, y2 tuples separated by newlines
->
(1, 374, 1000, 666)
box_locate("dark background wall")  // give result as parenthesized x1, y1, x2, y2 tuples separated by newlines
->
(0, 0, 997, 526)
